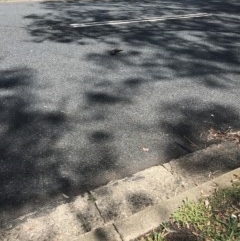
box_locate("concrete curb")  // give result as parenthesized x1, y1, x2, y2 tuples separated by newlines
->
(79, 224, 122, 241)
(1, 143, 239, 241)
(79, 168, 240, 241)
(89, 142, 240, 225)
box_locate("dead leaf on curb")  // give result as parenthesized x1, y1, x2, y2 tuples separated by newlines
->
(204, 199, 210, 208)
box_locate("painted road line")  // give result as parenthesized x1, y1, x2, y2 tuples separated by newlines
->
(70, 13, 212, 28)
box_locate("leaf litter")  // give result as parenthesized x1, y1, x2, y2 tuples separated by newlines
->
(208, 128, 240, 146)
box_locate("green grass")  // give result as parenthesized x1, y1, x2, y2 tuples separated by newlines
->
(144, 232, 165, 241)
(87, 192, 97, 202)
(138, 182, 240, 241)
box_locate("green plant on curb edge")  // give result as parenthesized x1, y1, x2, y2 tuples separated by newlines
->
(146, 232, 165, 241)
(172, 198, 211, 232)
(138, 182, 240, 241)
(87, 193, 97, 202)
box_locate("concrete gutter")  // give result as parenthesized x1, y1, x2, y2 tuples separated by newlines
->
(1, 142, 239, 241)
(80, 168, 240, 241)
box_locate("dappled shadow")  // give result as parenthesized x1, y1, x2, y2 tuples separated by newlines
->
(127, 192, 153, 213)
(174, 142, 240, 176)
(24, 0, 240, 43)
(3, 0, 239, 227)
(0, 67, 123, 227)
(159, 98, 240, 160)
(0, 67, 71, 226)
(86, 91, 128, 105)
(68, 129, 120, 192)
(24, 0, 240, 88)
(0, 69, 29, 89)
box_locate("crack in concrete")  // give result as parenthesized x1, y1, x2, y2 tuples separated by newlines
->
(88, 190, 107, 224)
(113, 223, 124, 241)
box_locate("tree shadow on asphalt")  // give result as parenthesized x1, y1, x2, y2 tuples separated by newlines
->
(0, 67, 123, 227)
(158, 98, 240, 160)
(0, 68, 113, 229)
(0, 67, 71, 225)
(24, 0, 240, 89)
(2, 0, 240, 227)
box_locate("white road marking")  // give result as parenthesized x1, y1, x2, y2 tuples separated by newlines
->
(70, 13, 212, 28)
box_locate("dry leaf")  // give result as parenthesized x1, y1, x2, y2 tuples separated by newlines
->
(208, 128, 240, 145)
(204, 199, 210, 208)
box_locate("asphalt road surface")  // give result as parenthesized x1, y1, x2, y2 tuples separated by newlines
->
(0, 0, 240, 224)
